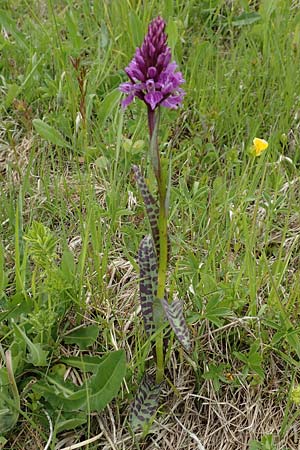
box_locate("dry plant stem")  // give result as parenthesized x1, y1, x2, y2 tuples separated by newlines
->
(148, 107, 168, 384)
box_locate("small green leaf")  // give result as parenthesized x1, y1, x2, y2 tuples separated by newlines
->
(232, 12, 261, 27)
(86, 350, 126, 411)
(64, 325, 99, 350)
(12, 323, 48, 366)
(5, 83, 21, 108)
(56, 414, 87, 433)
(32, 377, 87, 412)
(61, 355, 108, 373)
(33, 119, 71, 149)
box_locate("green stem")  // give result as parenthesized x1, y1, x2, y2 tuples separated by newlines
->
(148, 107, 168, 384)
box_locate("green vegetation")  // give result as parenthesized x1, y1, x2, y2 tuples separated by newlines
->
(1, 0, 300, 448)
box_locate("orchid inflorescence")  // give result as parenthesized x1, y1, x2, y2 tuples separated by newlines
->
(120, 16, 191, 432)
(120, 16, 185, 111)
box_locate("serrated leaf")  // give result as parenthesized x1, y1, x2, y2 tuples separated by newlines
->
(61, 355, 108, 373)
(33, 119, 71, 149)
(133, 166, 160, 256)
(138, 236, 157, 336)
(63, 325, 99, 350)
(129, 375, 162, 431)
(86, 349, 126, 411)
(161, 298, 192, 352)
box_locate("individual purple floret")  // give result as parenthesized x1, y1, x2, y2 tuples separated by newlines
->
(119, 16, 185, 110)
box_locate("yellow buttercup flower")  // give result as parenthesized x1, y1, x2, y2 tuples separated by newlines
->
(251, 137, 269, 156)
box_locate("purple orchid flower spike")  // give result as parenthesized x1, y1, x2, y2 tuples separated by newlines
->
(119, 16, 185, 111)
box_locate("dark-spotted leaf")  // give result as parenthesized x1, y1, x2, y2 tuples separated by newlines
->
(133, 166, 160, 256)
(138, 236, 157, 336)
(161, 298, 192, 353)
(129, 375, 162, 431)
(63, 325, 99, 350)
(86, 349, 126, 411)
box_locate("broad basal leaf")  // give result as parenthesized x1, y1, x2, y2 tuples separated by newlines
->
(86, 349, 126, 411)
(161, 297, 192, 353)
(129, 374, 162, 431)
(138, 236, 157, 336)
(133, 165, 160, 257)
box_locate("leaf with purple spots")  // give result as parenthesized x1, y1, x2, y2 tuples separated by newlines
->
(129, 374, 162, 431)
(161, 297, 192, 353)
(133, 165, 160, 257)
(138, 235, 158, 336)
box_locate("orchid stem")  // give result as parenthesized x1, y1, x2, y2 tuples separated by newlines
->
(148, 107, 168, 384)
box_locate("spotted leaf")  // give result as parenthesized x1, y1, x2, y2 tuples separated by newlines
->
(129, 374, 162, 431)
(133, 165, 160, 257)
(161, 297, 192, 352)
(138, 235, 157, 336)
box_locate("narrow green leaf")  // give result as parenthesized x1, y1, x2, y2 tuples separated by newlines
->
(33, 119, 71, 149)
(232, 12, 261, 27)
(166, 19, 178, 52)
(161, 298, 192, 353)
(129, 375, 162, 431)
(63, 325, 99, 350)
(129, 12, 144, 47)
(0, 240, 7, 294)
(98, 89, 122, 125)
(86, 349, 126, 411)
(61, 355, 108, 373)
(56, 414, 87, 433)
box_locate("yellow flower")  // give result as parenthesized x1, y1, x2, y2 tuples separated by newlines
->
(251, 137, 269, 156)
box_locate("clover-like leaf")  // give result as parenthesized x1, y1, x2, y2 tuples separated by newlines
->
(161, 297, 192, 353)
(129, 374, 162, 431)
(138, 236, 158, 336)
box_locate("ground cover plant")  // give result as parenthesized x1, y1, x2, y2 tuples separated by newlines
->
(1, 0, 300, 449)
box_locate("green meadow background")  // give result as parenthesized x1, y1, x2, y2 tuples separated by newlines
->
(1, 1, 300, 449)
